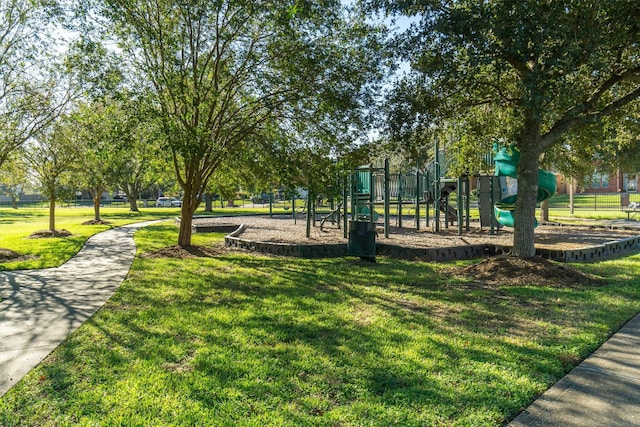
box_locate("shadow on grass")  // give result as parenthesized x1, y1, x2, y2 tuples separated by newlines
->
(7, 253, 640, 425)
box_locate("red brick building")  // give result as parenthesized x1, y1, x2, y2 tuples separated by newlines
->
(565, 170, 638, 194)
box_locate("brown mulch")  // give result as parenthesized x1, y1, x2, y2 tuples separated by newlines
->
(456, 255, 602, 287)
(0, 248, 23, 260)
(82, 219, 112, 225)
(28, 229, 73, 239)
(192, 215, 640, 250)
(142, 244, 231, 259)
(0, 248, 36, 263)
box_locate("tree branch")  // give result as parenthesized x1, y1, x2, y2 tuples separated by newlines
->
(541, 83, 640, 150)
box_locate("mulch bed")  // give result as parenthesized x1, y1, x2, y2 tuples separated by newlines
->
(82, 220, 112, 225)
(141, 244, 232, 259)
(28, 229, 73, 239)
(456, 255, 603, 287)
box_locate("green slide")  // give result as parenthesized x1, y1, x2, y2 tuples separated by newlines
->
(493, 147, 557, 227)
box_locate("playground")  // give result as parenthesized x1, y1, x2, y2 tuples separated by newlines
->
(194, 144, 640, 264)
(194, 214, 640, 254)
(193, 143, 636, 259)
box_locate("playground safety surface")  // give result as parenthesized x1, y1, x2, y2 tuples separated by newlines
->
(193, 215, 640, 252)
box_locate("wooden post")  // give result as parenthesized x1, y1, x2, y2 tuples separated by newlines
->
(415, 171, 421, 231)
(569, 177, 575, 215)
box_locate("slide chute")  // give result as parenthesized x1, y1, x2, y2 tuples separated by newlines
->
(493, 147, 557, 227)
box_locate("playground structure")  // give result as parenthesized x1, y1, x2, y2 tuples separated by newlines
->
(347, 160, 471, 235)
(346, 144, 558, 234)
(278, 144, 491, 259)
(261, 148, 474, 247)
(342, 143, 560, 258)
(344, 143, 476, 260)
(255, 143, 558, 261)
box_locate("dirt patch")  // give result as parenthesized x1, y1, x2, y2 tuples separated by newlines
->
(456, 255, 602, 287)
(142, 244, 231, 259)
(0, 248, 23, 260)
(0, 248, 36, 263)
(28, 229, 73, 239)
(82, 219, 112, 225)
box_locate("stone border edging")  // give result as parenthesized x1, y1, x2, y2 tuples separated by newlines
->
(557, 235, 640, 262)
(225, 224, 347, 258)
(222, 223, 640, 263)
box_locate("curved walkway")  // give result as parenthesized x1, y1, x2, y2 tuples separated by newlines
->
(0, 221, 156, 397)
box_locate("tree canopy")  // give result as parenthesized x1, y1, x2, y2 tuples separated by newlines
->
(0, 0, 69, 167)
(84, 0, 385, 246)
(23, 116, 82, 231)
(370, 0, 640, 257)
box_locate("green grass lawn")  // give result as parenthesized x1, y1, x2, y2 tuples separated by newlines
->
(547, 193, 640, 210)
(0, 205, 292, 271)
(0, 206, 182, 271)
(1, 216, 640, 425)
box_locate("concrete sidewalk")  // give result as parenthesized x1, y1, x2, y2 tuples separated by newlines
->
(510, 313, 640, 426)
(0, 221, 156, 397)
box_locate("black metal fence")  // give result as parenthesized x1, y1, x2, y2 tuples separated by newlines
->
(1, 192, 639, 212)
(546, 192, 640, 211)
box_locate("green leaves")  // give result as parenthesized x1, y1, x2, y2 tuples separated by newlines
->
(0, 0, 68, 168)
(374, 0, 640, 153)
(369, 0, 640, 256)
(86, 0, 385, 245)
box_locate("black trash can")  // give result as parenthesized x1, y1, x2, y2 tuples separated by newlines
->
(347, 220, 376, 261)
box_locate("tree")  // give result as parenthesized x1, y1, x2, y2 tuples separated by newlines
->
(371, 0, 640, 257)
(602, 103, 640, 177)
(23, 117, 81, 232)
(71, 101, 124, 223)
(109, 94, 165, 212)
(65, 33, 180, 212)
(94, 0, 384, 247)
(0, 0, 69, 168)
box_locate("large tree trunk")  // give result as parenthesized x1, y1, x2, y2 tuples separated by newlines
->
(49, 196, 56, 232)
(178, 205, 194, 248)
(177, 183, 198, 248)
(127, 189, 140, 212)
(512, 124, 541, 258)
(123, 182, 140, 212)
(93, 193, 101, 221)
(540, 199, 549, 222)
(128, 198, 139, 212)
(204, 192, 213, 212)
